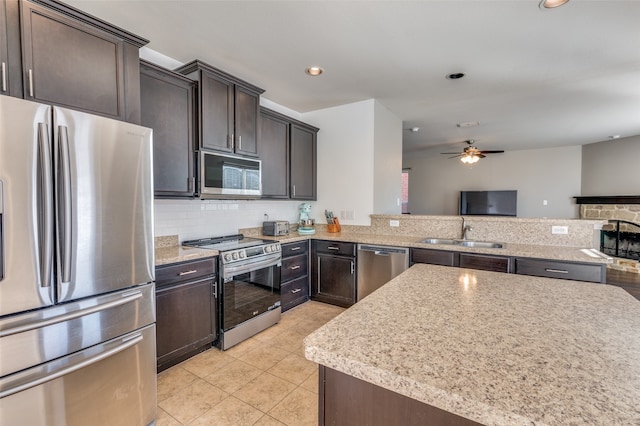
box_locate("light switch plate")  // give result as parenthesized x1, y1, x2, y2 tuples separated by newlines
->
(552, 225, 568, 235)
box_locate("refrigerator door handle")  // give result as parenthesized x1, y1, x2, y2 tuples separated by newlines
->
(57, 125, 72, 284)
(37, 123, 53, 288)
(0, 332, 143, 399)
(0, 289, 143, 338)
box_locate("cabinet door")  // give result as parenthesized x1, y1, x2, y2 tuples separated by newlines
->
(515, 258, 605, 283)
(234, 85, 259, 157)
(200, 70, 234, 152)
(156, 278, 216, 370)
(140, 62, 196, 198)
(20, 1, 126, 119)
(459, 253, 512, 273)
(411, 248, 459, 267)
(259, 110, 289, 198)
(0, 0, 8, 96)
(290, 123, 317, 200)
(313, 254, 355, 307)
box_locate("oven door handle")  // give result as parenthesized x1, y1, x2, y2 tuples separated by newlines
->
(223, 254, 281, 278)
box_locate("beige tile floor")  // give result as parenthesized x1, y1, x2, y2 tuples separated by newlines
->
(156, 301, 345, 426)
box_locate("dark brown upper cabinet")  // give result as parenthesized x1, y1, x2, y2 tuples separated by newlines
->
(260, 108, 290, 198)
(1, 0, 23, 97)
(140, 60, 197, 198)
(16, 0, 147, 122)
(259, 107, 318, 200)
(290, 121, 318, 200)
(176, 60, 264, 157)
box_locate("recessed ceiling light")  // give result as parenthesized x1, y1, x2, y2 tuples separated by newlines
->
(410, 127, 420, 132)
(539, 0, 570, 9)
(305, 66, 324, 76)
(608, 135, 621, 140)
(446, 72, 465, 80)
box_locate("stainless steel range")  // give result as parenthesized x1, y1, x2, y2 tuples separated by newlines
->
(183, 235, 281, 350)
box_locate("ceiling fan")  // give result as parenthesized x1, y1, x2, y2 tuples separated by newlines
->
(441, 140, 504, 164)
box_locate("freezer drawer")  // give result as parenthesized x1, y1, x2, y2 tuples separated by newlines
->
(0, 283, 155, 378)
(0, 324, 157, 426)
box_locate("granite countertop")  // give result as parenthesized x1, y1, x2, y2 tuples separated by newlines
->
(155, 229, 611, 266)
(154, 235, 218, 266)
(304, 264, 640, 425)
(262, 231, 611, 264)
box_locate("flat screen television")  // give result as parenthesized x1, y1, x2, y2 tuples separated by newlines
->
(459, 190, 517, 216)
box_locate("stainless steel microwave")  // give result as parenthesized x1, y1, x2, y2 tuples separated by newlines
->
(199, 151, 261, 199)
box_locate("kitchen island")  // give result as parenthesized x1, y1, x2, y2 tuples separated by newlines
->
(304, 264, 640, 425)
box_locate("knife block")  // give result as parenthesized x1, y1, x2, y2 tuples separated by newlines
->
(327, 218, 341, 233)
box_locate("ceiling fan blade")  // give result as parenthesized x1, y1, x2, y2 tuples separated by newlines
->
(478, 154, 487, 158)
(441, 152, 462, 155)
(479, 150, 505, 154)
(448, 154, 463, 159)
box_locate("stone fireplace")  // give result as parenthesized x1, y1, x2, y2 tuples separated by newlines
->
(577, 196, 640, 274)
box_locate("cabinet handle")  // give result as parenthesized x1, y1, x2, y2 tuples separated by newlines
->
(28, 69, 34, 97)
(188, 177, 195, 192)
(291, 288, 302, 294)
(238, 135, 242, 150)
(289, 265, 301, 270)
(178, 269, 198, 276)
(230, 133, 234, 150)
(1, 62, 6, 92)
(290, 247, 301, 251)
(545, 268, 569, 274)
(350, 261, 355, 275)
(327, 246, 340, 251)
(292, 185, 296, 197)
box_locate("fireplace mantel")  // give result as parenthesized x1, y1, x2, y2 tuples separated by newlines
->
(575, 196, 640, 205)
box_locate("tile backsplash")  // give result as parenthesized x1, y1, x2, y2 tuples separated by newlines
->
(154, 199, 302, 242)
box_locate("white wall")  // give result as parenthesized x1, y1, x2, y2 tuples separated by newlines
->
(302, 100, 376, 225)
(373, 100, 403, 214)
(403, 145, 582, 218)
(581, 135, 640, 196)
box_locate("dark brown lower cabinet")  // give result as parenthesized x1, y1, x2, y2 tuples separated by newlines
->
(280, 240, 310, 312)
(459, 252, 512, 273)
(312, 241, 356, 308)
(155, 257, 217, 372)
(411, 248, 459, 267)
(319, 366, 482, 426)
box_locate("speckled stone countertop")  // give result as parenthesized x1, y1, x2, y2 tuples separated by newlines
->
(154, 235, 218, 266)
(259, 230, 611, 264)
(304, 264, 640, 425)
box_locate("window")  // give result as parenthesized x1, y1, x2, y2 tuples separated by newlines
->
(402, 170, 409, 214)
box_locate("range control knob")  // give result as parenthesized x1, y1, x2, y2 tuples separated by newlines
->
(265, 245, 272, 253)
(232, 252, 239, 260)
(224, 253, 232, 262)
(274, 244, 281, 252)
(239, 251, 246, 259)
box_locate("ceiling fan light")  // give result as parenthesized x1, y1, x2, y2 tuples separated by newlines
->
(539, 0, 570, 9)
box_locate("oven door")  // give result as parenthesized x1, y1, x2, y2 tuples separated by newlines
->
(221, 253, 281, 332)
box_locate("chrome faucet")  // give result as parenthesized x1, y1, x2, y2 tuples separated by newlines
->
(461, 217, 472, 240)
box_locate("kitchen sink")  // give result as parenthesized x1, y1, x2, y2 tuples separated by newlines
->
(420, 238, 458, 245)
(420, 238, 504, 249)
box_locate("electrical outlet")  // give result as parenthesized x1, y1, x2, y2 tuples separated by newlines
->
(390, 220, 400, 227)
(543, 200, 548, 206)
(552, 226, 568, 235)
(341, 210, 355, 220)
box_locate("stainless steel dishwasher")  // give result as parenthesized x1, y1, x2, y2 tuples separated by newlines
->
(357, 244, 410, 301)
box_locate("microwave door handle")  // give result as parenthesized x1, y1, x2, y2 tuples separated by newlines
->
(37, 123, 54, 288)
(57, 126, 72, 284)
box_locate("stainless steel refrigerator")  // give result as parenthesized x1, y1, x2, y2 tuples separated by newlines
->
(0, 96, 156, 425)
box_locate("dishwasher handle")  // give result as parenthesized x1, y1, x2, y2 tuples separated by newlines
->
(358, 244, 409, 256)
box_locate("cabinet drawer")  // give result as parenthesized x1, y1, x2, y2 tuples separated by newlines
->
(282, 254, 308, 283)
(282, 241, 308, 258)
(281, 276, 309, 312)
(411, 248, 458, 267)
(459, 253, 512, 273)
(315, 240, 356, 256)
(156, 257, 216, 286)
(515, 258, 604, 283)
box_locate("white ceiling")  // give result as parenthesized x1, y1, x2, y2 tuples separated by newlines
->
(67, 0, 640, 154)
